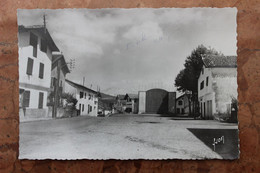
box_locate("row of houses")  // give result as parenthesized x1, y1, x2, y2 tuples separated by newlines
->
(113, 54, 237, 121)
(18, 25, 237, 122)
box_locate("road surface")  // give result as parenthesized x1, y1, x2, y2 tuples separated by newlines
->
(19, 114, 238, 160)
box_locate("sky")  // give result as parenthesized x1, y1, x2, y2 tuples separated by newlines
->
(18, 8, 237, 96)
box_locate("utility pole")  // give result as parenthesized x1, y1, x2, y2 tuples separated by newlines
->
(43, 14, 47, 33)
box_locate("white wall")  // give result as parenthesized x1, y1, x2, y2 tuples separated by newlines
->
(138, 91, 146, 114)
(18, 30, 52, 111)
(19, 31, 52, 89)
(65, 83, 98, 116)
(198, 66, 237, 117)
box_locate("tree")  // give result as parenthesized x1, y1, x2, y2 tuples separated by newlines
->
(175, 45, 223, 117)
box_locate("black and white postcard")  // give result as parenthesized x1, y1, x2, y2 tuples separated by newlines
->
(18, 8, 239, 160)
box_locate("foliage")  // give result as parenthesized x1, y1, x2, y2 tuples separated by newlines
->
(175, 44, 223, 93)
(61, 93, 78, 108)
(174, 44, 223, 116)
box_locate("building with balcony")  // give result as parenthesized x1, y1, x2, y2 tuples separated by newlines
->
(18, 25, 59, 121)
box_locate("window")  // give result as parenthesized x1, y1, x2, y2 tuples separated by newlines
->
(26, 58, 34, 75)
(178, 100, 183, 105)
(80, 92, 84, 98)
(200, 81, 204, 90)
(23, 90, 30, 107)
(201, 67, 204, 75)
(90, 106, 92, 112)
(82, 104, 84, 112)
(206, 76, 209, 86)
(29, 32, 38, 57)
(89, 94, 91, 100)
(40, 39, 47, 53)
(51, 77, 57, 87)
(84, 93, 86, 99)
(39, 63, 44, 79)
(38, 92, 44, 109)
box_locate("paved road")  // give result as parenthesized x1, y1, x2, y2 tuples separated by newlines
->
(19, 114, 238, 160)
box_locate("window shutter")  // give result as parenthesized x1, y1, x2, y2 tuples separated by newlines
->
(23, 90, 30, 107)
(30, 32, 38, 57)
(38, 92, 44, 109)
(80, 92, 84, 98)
(26, 58, 34, 75)
(40, 39, 47, 53)
(29, 33, 37, 47)
(39, 63, 44, 79)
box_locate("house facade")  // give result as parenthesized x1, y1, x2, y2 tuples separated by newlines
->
(114, 94, 127, 113)
(198, 55, 237, 120)
(176, 94, 192, 115)
(124, 94, 139, 114)
(65, 79, 98, 116)
(49, 54, 70, 106)
(18, 25, 59, 120)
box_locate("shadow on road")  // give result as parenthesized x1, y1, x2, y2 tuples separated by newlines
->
(188, 128, 239, 159)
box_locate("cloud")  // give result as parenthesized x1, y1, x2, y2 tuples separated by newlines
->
(123, 21, 164, 41)
(18, 8, 237, 95)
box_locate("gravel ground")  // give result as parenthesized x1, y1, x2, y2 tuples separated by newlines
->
(19, 114, 238, 160)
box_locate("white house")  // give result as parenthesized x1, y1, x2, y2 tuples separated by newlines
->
(65, 79, 98, 116)
(18, 25, 59, 120)
(176, 93, 192, 115)
(198, 55, 237, 120)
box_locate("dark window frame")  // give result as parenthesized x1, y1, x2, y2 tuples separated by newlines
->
(40, 39, 47, 53)
(39, 63, 44, 79)
(200, 81, 204, 90)
(26, 58, 34, 75)
(23, 90, 30, 107)
(206, 76, 209, 86)
(38, 92, 44, 109)
(80, 91, 84, 98)
(29, 32, 38, 57)
(178, 100, 183, 105)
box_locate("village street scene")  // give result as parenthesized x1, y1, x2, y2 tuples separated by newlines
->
(18, 8, 239, 160)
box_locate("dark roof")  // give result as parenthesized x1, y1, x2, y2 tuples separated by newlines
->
(176, 93, 191, 101)
(52, 54, 70, 75)
(202, 55, 237, 68)
(65, 79, 97, 94)
(18, 25, 59, 51)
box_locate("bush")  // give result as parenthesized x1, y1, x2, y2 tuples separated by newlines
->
(61, 93, 78, 110)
